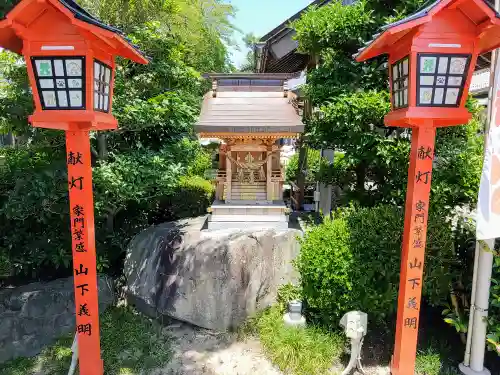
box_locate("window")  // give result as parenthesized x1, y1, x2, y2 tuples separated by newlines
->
(32, 56, 85, 110)
(391, 56, 409, 110)
(417, 53, 471, 107)
(94, 60, 112, 112)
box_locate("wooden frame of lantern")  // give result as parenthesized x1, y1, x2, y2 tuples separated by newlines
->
(0, 1, 148, 374)
(355, 1, 500, 374)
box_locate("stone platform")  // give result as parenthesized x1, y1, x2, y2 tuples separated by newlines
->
(208, 200, 289, 231)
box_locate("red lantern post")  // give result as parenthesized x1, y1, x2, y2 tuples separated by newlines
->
(0, 1, 148, 374)
(355, 1, 500, 374)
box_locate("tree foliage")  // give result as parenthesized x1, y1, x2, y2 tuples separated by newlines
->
(0, 0, 231, 283)
(292, 0, 492, 351)
(292, 0, 484, 208)
(239, 32, 260, 72)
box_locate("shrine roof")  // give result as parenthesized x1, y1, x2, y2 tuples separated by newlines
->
(195, 74, 304, 136)
(355, 0, 500, 61)
(0, 0, 147, 63)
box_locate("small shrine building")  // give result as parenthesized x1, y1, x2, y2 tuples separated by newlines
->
(195, 73, 304, 230)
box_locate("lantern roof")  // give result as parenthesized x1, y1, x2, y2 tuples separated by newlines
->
(0, 0, 147, 64)
(355, 0, 500, 61)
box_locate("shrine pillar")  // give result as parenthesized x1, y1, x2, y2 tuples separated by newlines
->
(226, 146, 232, 202)
(267, 146, 273, 201)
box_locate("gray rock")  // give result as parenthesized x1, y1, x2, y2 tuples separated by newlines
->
(0, 276, 114, 364)
(125, 217, 301, 331)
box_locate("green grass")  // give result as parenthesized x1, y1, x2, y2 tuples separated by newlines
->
(243, 306, 345, 375)
(415, 345, 461, 375)
(243, 304, 465, 375)
(0, 306, 171, 375)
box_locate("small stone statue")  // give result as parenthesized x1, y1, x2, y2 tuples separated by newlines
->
(339, 311, 368, 375)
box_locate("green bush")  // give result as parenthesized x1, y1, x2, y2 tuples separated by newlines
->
(296, 205, 456, 327)
(0, 142, 214, 284)
(285, 148, 323, 183)
(156, 175, 214, 221)
(285, 149, 345, 184)
(186, 148, 213, 177)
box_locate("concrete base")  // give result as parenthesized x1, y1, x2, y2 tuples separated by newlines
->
(283, 313, 306, 328)
(459, 363, 491, 375)
(208, 200, 290, 231)
(208, 220, 289, 231)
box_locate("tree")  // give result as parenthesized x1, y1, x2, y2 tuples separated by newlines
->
(239, 32, 260, 72)
(0, 0, 234, 284)
(292, 0, 483, 208)
(291, 0, 496, 353)
(78, 0, 237, 73)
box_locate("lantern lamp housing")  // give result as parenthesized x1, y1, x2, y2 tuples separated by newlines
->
(392, 56, 410, 110)
(416, 53, 472, 107)
(355, 0, 500, 128)
(0, 0, 148, 131)
(32, 56, 86, 110)
(93, 60, 112, 113)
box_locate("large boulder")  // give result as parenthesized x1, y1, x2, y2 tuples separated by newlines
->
(124, 216, 301, 331)
(0, 276, 114, 364)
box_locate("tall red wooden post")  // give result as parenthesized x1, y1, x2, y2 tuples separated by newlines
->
(392, 125, 436, 375)
(66, 130, 103, 374)
(354, 1, 500, 374)
(0, 1, 148, 373)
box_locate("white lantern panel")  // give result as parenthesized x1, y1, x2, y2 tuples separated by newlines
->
(68, 79, 82, 89)
(420, 76, 434, 85)
(54, 60, 65, 76)
(419, 88, 433, 104)
(445, 88, 460, 105)
(93, 60, 113, 112)
(438, 57, 449, 74)
(33, 56, 86, 110)
(420, 56, 437, 74)
(57, 91, 68, 107)
(104, 68, 111, 84)
(392, 65, 399, 80)
(69, 91, 83, 107)
(94, 62, 101, 78)
(403, 59, 409, 75)
(36, 60, 53, 77)
(103, 96, 109, 111)
(39, 79, 54, 89)
(403, 89, 408, 106)
(394, 93, 400, 107)
(433, 88, 444, 105)
(448, 76, 463, 86)
(436, 76, 446, 86)
(56, 79, 66, 89)
(449, 58, 467, 74)
(42, 91, 57, 107)
(66, 60, 83, 76)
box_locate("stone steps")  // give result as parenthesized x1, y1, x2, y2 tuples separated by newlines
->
(210, 214, 287, 222)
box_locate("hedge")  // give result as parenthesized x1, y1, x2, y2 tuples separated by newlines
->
(296, 205, 456, 327)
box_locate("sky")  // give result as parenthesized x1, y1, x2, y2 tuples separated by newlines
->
(228, 0, 313, 68)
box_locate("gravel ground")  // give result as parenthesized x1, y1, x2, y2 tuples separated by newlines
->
(151, 321, 390, 375)
(151, 322, 281, 375)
